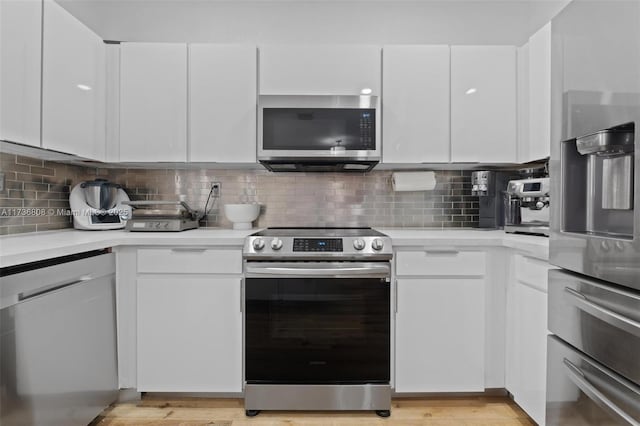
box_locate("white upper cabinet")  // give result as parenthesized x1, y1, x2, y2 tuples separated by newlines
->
(517, 43, 530, 163)
(188, 44, 257, 163)
(451, 46, 517, 163)
(119, 43, 187, 162)
(0, 0, 42, 147)
(42, 0, 106, 160)
(259, 45, 381, 95)
(528, 23, 551, 162)
(382, 45, 450, 163)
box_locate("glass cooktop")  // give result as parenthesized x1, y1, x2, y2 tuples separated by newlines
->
(251, 227, 387, 238)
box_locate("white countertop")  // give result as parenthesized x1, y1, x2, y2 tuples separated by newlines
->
(378, 228, 549, 260)
(0, 227, 549, 268)
(0, 228, 254, 268)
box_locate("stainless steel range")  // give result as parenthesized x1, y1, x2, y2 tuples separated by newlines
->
(242, 227, 392, 417)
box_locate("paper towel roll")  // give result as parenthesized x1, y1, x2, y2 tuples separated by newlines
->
(392, 171, 437, 191)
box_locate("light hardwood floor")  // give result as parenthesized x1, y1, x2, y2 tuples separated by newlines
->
(92, 396, 535, 426)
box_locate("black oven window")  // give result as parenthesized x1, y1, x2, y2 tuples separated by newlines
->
(245, 277, 390, 384)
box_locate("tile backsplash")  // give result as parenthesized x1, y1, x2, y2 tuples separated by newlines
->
(0, 152, 94, 235)
(0, 152, 479, 235)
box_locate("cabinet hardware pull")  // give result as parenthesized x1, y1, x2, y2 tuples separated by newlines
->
(240, 279, 244, 313)
(423, 250, 460, 255)
(394, 279, 398, 313)
(170, 248, 208, 253)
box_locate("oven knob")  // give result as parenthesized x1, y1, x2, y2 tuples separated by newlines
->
(252, 238, 265, 250)
(371, 238, 384, 251)
(353, 238, 366, 250)
(271, 238, 283, 250)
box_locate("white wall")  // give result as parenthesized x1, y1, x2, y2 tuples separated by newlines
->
(56, 0, 570, 46)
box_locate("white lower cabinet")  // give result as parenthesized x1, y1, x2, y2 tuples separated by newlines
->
(395, 277, 485, 392)
(136, 276, 242, 392)
(507, 254, 553, 426)
(395, 249, 486, 392)
(130, 247, 243, 393)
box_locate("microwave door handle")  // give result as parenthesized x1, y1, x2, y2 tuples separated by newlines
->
(564, 287, 640, 338)
(563, 359, 640, 426)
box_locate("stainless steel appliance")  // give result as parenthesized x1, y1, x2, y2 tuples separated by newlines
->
(504, 177, 550, 236)
(123, 182, 220, 232)
(547, 0, 640, 424)
(242, 227, 392, 417)
(258, 95, 380, 172)
(123, 200, 200, 232)
(0, 251, 118, 426)
(471, 170, 511, 228)
(68, 178, 131, 230)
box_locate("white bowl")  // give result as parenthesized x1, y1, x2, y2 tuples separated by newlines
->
(224, 204, 261, 230)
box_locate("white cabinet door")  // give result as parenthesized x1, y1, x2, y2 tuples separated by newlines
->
(517, 43, 530, 163)
(382, 45, 450, 163)
(42, 0, 106, 160)
(528, 23, 552, 162)
(0, 0, 41, 147)
(189, 44, 256, 162)
(451, 46, 517, 163)
(137, 276, 242, 392)
(259, 45, 381, 95)
(514, 281, 548, 426)
(395, 278, 485, 392)
(120, 43, 187, 162)
(508, 254, 552, 426)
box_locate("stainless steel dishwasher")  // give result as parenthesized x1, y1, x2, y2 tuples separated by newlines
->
(0, 250, 118, 426)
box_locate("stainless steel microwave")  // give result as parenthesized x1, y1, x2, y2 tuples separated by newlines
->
(257, 95, 380, 172)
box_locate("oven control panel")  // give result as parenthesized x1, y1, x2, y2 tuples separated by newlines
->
(243, 235, 393, 260)
(293, 238, 343, 252)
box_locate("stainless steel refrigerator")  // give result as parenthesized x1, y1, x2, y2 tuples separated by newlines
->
(547, 0, 640, 424)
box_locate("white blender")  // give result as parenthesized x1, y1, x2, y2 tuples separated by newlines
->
(69, 179, 131, 230)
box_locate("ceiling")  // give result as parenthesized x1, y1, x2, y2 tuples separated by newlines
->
(55, 0, 571, 45)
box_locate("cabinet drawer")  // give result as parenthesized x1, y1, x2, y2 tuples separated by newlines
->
(395, 250, 485, 277)
(514, 254, 553, 292)
(137, 248, 242, 274)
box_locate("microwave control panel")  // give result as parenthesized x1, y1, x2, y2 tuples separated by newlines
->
(360, 112, 374, 149)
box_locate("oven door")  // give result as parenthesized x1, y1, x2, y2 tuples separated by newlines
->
(547, 335, 640, 425)
(244, 262, 390, 385)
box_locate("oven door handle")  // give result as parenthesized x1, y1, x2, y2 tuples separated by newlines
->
(245, 262, 390, 278)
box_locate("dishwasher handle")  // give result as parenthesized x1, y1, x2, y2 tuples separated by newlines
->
(18, 276, 93, 301)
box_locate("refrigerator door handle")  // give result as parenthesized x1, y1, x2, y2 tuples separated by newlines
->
(563, 358, 640, 426)
(564, 287, 640, 338)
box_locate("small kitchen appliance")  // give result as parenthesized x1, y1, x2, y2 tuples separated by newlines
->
(123, 200, 200, 232)
(242, 227, 392, 417)
(503, 177, 550, 236)
(471, 171, 512, 228)
(69, 179, 131, 230)
(123, 182, 220, 232)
